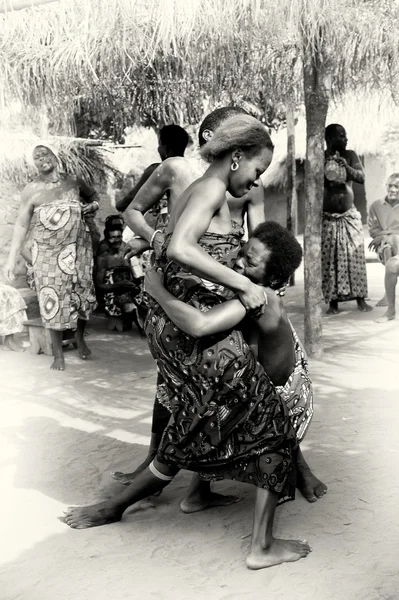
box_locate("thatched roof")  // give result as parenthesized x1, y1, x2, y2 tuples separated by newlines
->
(262, 91, 399, 189)
(1, 0, 399, 134)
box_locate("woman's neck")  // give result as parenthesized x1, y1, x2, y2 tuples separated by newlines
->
(203, 157, 230, 186)
(39, 170, 61, 184)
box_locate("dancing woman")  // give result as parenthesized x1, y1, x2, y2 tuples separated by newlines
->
(64, 115, 314, 568)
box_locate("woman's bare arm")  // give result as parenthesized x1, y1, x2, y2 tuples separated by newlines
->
(167, 178, 250, 294)
(6, 187, 34, 268)
(146, 271, 246, 337)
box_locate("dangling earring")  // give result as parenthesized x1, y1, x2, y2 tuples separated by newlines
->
(231, 160, 239, 172)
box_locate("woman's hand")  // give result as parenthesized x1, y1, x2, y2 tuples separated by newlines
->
(81, 201, 99, 216)
(124, 237, 150, 260)
(238, 280, 267, 314)
(3, 259, 16, 281)
(144, 268, 163, 297)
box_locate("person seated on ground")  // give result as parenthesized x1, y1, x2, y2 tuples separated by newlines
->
(64, 220, 325, 571)
(0, 283, 28, 352)
(96, 215, 125, 257)
(368, 172, 399, 321)
(322, 124, 372, 315)
(96, 226, 142, 332)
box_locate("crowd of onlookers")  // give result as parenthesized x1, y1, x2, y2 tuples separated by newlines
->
(1, 119, 399, 369)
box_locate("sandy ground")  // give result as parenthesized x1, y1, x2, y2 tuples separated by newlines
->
(1, 261, 398, 600)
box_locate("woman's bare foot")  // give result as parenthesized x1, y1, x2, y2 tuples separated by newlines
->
(112, 470, 140, 485)
(112, 450, 157, 486)
(376, 295, 388, 307)
(180, 490, 241, 514)
(326, 301, 339, 315)
(63, 502, 122, 529)
(3, 336, 25, 352)
(76, 339, 92, 360)
(297, 468, 327, 502)
(246, 538, 312, 570)
(375, 310, 396, 323)
(50, 356, 65, 371)
(357, 298, 373, 312)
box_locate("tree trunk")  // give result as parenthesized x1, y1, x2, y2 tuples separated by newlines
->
(302, 55, 330, 358)
(286, 99, 297, 286)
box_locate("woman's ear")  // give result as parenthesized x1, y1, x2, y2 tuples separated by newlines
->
(202, 129, 213, 142)
(232, 148, 243, 162)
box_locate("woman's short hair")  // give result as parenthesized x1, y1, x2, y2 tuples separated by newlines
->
(199, 114, 274, 162)
(198, 107, 248, 147)
(252, 221, 302, 289)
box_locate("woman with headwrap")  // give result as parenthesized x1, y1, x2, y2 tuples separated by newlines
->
(3, 143, 98, 371)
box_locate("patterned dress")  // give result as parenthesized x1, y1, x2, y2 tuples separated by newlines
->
(0, 284, 27, 336)
(31, 182, 96, 330)
(321, 206, 368, 303)
(145, 223, 298, 503)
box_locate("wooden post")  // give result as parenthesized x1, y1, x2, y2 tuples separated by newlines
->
(286, 99, 297, 286)
(302, 51, 330, 358)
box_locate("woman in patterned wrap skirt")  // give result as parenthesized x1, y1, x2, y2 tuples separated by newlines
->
(64, 115, 312, 569)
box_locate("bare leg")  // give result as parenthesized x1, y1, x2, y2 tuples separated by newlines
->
(356, 297, 373, 312)
(112, 380, 169, 485)
(112, 431, 162, 484)
(326, 300, 339, 315)
(2, 334, 25, 352)
(297, 448, 327, 502)
(375, 256, 399, 323)
(64, 459, 178, 529)
(180, 474, 240, 513)
(246, 488, 312, 570)
(75, 318, 91, 359)
(49, 329, 65, 370)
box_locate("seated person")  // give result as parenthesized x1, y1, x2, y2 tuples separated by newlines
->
(368, 173, 399, 321)
(97, 215, 125, 257)
(96, 226, 142, 331)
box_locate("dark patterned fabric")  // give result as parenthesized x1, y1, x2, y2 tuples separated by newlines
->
(275, 322, 313, 443)
(144, 223, 299, 503)
(104, 266, 141, 317)
(32, 187, 96, 330)
(322, 207, 368, 303)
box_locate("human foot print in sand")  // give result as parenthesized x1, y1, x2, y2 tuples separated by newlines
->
(180, 490, 241, 514)
(63, 502, 122, 529)
(298, 468, 328, 503)
(246, 538, 312, 570)
(50, 357, 65, 371)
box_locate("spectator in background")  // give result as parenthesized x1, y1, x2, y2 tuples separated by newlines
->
(3, 143, 97, 371)
(368, 172, 399, 322)
(96, 226, 142, 332)
(322, 124, 372, 315)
